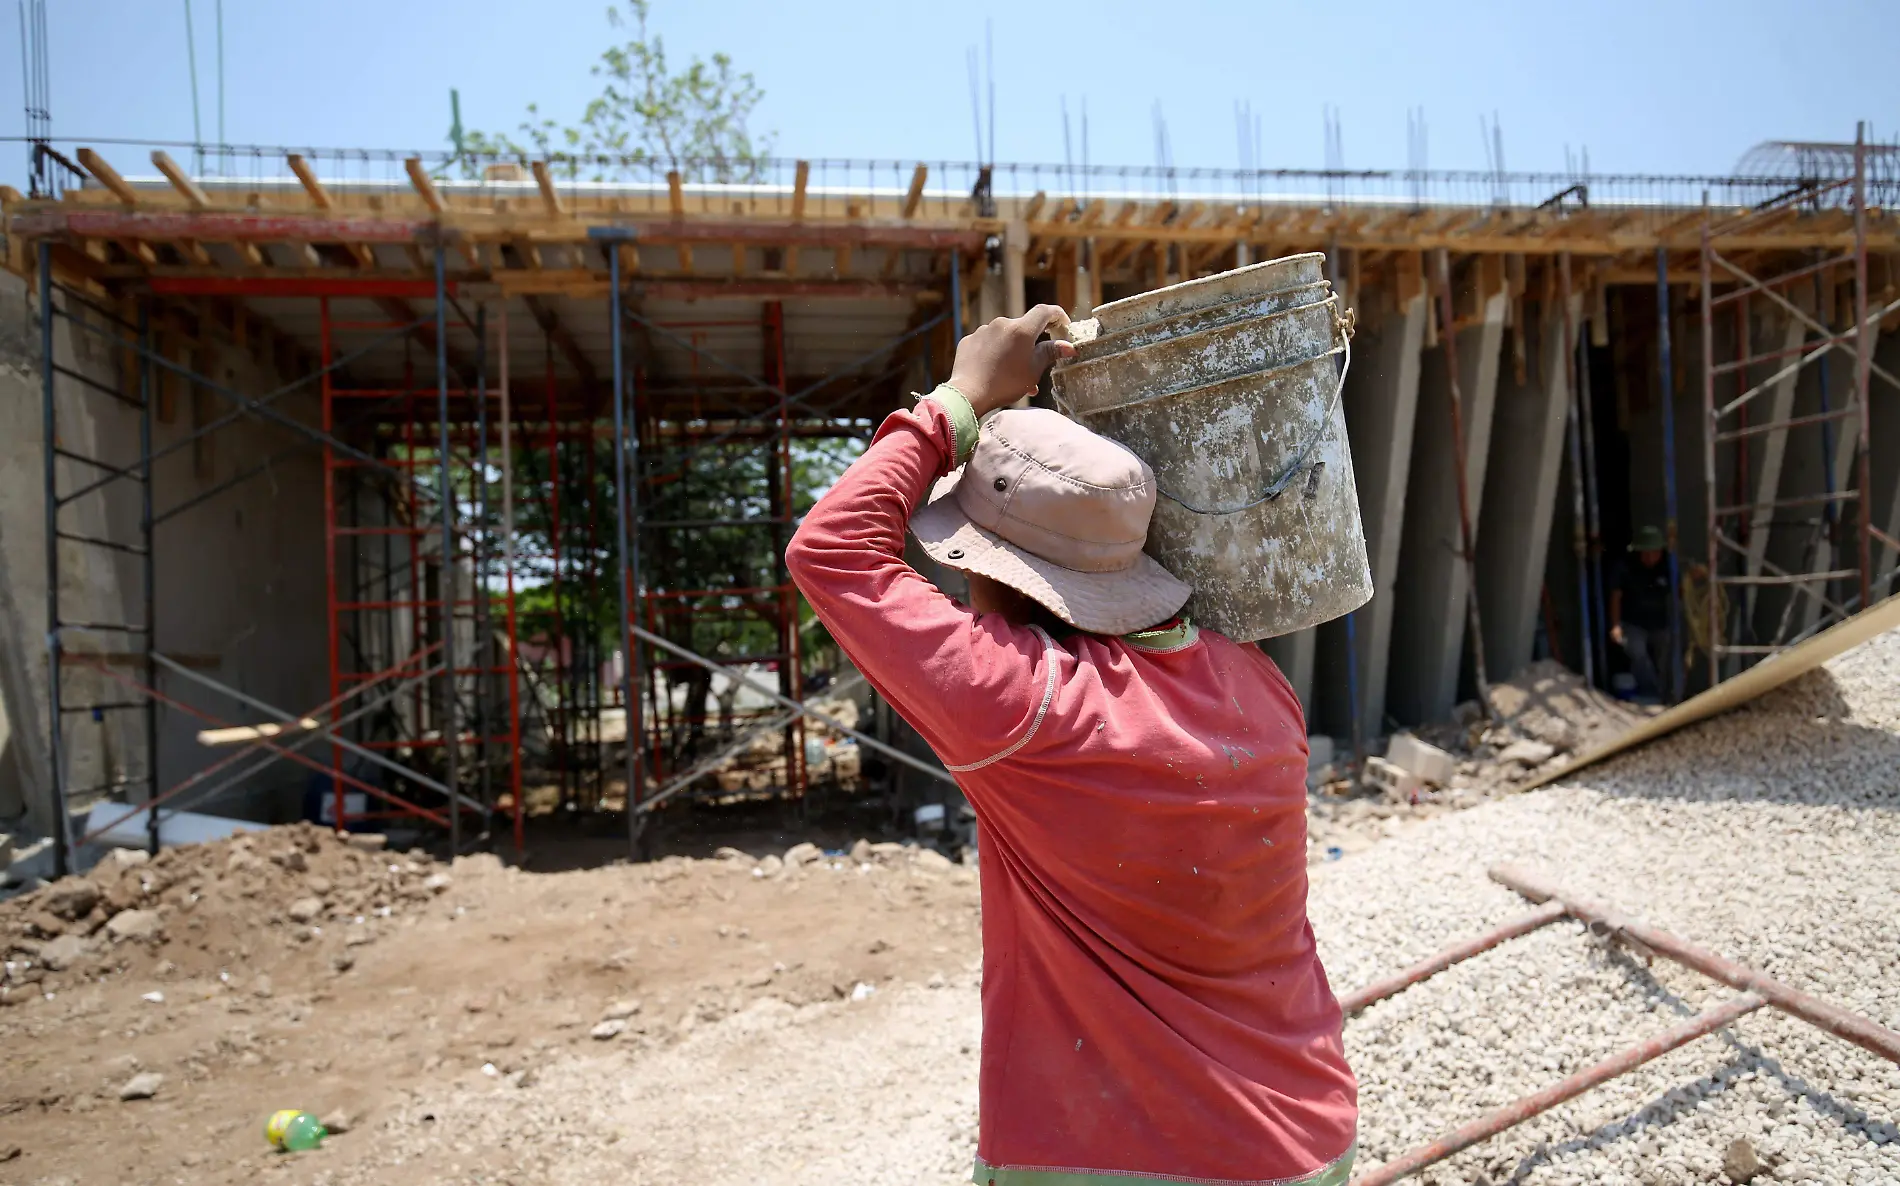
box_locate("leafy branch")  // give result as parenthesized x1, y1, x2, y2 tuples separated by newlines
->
(454, 1, 773, 183)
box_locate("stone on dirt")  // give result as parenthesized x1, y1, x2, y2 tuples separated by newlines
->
(117, 1072, 164, 1101)
(287, 897, 324, 924)
(42, 880, 99, 922)
(783, 842, 823, 867)
(590, 1019, 628, 1040)
(37, 932, 93, 971)
(105, 909, 161, 943)
(601, 999, 641, 1021)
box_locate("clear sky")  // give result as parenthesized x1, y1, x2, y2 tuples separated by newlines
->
(2, 0, 1895, 186)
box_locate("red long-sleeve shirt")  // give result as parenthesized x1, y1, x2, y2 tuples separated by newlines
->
(786, 393, 1357, 1186)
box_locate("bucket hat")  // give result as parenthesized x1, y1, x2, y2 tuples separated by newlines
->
(911, 407, 1191, 635)
(1629, 525, 1667, 552)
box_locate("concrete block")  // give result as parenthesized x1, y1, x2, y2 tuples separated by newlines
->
(1384, 734, 1457, 787)
(1363, 755, 1421, 801)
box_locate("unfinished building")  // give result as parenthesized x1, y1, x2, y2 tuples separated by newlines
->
(1, 133, 1895, 873)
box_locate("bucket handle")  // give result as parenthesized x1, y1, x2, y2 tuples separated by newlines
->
(1145, 305, 1356, 517)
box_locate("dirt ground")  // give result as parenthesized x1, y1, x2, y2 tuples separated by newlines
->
(0, 667, 1709, 1185)
(0, 821, 981, 1185)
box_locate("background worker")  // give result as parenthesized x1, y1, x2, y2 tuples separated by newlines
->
(786, 307, 1358, 1186)
(1610, 524, 1674, 701)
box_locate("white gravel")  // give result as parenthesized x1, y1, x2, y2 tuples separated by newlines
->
(359, 629, 1899, 1186)
(1313, 626, 1900, 1185)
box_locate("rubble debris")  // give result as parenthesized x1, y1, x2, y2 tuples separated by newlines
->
(1383, 735, 1457, 787)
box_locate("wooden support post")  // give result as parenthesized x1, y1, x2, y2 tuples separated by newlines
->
(404, 158, 445, 213)
(77, 148, 139, 206)
(532, 160, 564, 217)
(902, 164, 928, 219)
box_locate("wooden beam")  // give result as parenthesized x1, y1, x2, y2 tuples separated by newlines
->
(1021, 191, 1047, 223)
(285, 155, 375, 266)
(677, 240, 695, 276)
(150, 151, 210, 209)
(667, 170, 684, 218)
(404, 157, 445, 213)
(511, 236, 543, 270)
(1077, 198, 1107, 227)
(902, 164, 928, 219)
(520, 293, 597, 387)
(834, 241, 851, 276)
(532, 160, 564, 217)
(77, 148, 139, 207)
(791, 160, 810, 220)
(287, 154, 333, 209)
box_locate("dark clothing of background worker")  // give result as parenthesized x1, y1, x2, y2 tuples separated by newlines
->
(1610, 525, 1673, 700)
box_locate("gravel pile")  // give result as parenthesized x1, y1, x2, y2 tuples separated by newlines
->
(1313, 626, 1900, 1185)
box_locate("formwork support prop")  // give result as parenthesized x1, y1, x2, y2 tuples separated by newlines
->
(1342, 863, 1900, 1184)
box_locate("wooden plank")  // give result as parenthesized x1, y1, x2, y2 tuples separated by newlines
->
(1077, 198, 1106, 227)
(1523, 596, 1900, 792)
(287, 154, 333, 209)
(677, 240, 694, 276)
(791, 160, 811, 220)
(667, 170, 684, 218)
(197, 718, 321, 747)
(902, 164, 928, 219)
(76, 148, 139, 207)
(532, 160, 565, 217)
(405, 157, 445, 213)
(1021, 191, 1047, 222)
(511, 235, 543, 269)
(150, 151, 210, 209)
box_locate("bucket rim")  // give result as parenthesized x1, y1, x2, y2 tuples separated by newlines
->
(1070, 279, 1336, 365)
(1054, 292, 1340, 386)
(1064, 342, 1344, 421)
(1091, 251, 1329, 327)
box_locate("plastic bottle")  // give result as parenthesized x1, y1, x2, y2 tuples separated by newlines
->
(265, 1109, 327, 1152)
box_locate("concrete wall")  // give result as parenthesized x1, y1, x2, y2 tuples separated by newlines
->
(0, 270, 329, 837)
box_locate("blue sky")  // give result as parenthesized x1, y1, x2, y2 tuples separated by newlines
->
(3, 0, 1895, 185)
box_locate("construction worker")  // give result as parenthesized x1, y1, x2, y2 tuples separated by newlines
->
(1609, 524, 1673, 701)
(787, 307, 1357, 1186)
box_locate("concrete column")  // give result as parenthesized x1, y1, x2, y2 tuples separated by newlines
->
(1261, 631, 1315, 717)
(1312, 288, 1428, 736)
(977, 268, 1005, 325)
(1875, 334, 1900, 595)
(1003, 221, 1028, 318)
(1386, 287, 1509, 724)
(1476, 293, 1584, 681)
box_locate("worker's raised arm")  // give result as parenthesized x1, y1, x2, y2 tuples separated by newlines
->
(786, 308, 1075, 771)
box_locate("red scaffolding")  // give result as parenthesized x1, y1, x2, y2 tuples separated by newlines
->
(318, 297, 523, 846)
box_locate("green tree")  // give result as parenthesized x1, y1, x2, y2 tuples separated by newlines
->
(456, 1, 773, 183)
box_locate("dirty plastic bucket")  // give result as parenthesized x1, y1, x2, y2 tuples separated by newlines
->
(1051, 255, 1372, 642)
